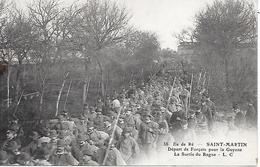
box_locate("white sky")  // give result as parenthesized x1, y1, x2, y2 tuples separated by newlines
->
(15, 0, 257, 50)
(115, 0, 216, 50)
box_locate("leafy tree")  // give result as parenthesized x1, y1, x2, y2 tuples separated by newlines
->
(193, 0, 256, 94)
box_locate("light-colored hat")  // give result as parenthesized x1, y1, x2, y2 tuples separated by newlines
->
(38, 137, 51, 144)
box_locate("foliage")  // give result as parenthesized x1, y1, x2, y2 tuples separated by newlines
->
(175, 0, 257, 104)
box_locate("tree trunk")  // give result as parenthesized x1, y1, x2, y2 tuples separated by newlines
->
(96, 57, 105, 97)
(55, 72, 69, 116)
(15, 62, 22, 103)
(39, 77, 46, 113)
(224, 56, 229, 93)
(83, 79, 87, 107)
(7, 64, 10, 108)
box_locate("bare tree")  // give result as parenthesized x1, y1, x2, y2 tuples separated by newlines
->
(28, 0, 62, 112)
(76, 0, 132, 97)
(175, 27, 196, 44)
(4, 10, 39, 103)
(0, 1, 37, 107)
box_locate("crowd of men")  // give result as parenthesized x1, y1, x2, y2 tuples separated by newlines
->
(0, 75, 257, 166)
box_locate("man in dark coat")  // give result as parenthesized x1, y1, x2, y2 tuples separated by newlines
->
(139, 111, 159, 156)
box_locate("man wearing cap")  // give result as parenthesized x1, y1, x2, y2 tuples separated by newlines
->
(16, 152, 34, 166)
(3, 140, 21, 164)
(233, 103, 245, 130)
(47, 130, 58, 154)
(136, 88, 145, 100)
(75, 117, 88, 136)
(76, 134, 99, 158)
(57, 112, 77, 134)
(124, 109, 139, 130)
(96, 97, 104, 113)
(1, 129, 21, 152)
(21, 131, 41, 156)
(112, 96, 121, 113)
(104, 118, 122, 142)
(87, 122, 109, 147)
(0, 150, 10, 165)
(81, 103, 90, 120)
(59, 129, 75, 147)
(118, 115, 126, 129)
(180, 85, 190, 112)
(33, 147, 52, 165)
(94, 110, 107, 131)
(8, 118, 24, 138)
(33, 136, 52, 157)
(139, 110, 159, 156)
(120, 94, 130, 109)
(96, 138, 126, 165)
(87, 106, 97, 122)
(206, 97, 216, 119)
(49, 139, 79, 165)
(169, 106, 186, 136)
(153, 109, 169, 133)
(118, 127, 140, 164)
(68, 138, 81, 163)
(55, 113, 68, 130)
(103, 95, 112, 115)
(49, 129, 58, 142)
(79, 153, 99, 165)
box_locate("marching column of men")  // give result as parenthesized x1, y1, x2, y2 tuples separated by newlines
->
(0, 76, 257, 166)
